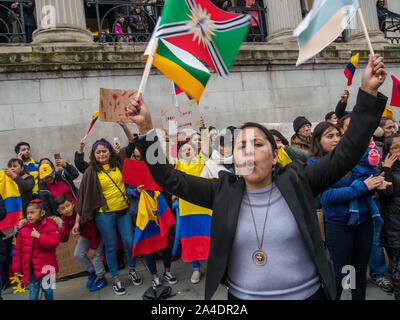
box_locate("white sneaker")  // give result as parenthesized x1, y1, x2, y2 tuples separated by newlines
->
(152, 277, 161, 289)
(191, 270, 201, 284)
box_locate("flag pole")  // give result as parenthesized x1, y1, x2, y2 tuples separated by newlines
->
(357, 8, 374, 55)
(357, 8, 382, 80)
(138, 39, 157, 97)
(172, 81, 179, 108)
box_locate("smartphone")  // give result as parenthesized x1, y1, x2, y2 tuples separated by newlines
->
(54, 153, 61, 160)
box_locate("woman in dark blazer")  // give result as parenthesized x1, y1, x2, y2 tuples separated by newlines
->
(127, 55, 387, 300)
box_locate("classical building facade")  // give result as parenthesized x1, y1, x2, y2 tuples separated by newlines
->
(0, 0, 399, 168)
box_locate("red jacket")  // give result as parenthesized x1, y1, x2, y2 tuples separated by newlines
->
(60, 211, 101, 250)
(12, 217, 62, 286)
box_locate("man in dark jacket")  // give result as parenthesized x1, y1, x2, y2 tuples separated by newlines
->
(377, 0, 400, 32)
(10, 0, 36, 43)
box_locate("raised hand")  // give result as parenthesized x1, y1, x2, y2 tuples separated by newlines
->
(382, 153, 398, 168)
(126, 93, 154, 135)
(361, 54, 387, 96)
(340, 89, 350, 103)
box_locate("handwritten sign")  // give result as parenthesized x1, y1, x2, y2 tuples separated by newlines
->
(160, 100, 201, 134)
(99, 88, 137, 123)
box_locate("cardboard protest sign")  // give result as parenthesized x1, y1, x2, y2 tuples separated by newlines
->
(160, 100, 201, 134)
(56, 234, 85, 279)
(122, 159, 163, 191)
(99, 88, 137, 123)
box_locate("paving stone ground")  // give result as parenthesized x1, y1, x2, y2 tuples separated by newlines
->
(1, 257, 394, 301)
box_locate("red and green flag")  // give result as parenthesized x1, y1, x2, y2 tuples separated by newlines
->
(145, 0, 250, 102)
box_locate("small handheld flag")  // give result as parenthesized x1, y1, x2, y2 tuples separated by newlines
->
(83, 111, 99, 141)
(294, 0, 359, 66)
(344, 53, 359, 86)
(390, 75, 400, 107)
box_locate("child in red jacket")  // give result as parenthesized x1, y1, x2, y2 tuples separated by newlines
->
(12, 199, 62, 300)
(55, 194, 107, 292)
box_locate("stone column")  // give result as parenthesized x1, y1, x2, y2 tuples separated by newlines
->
(346, 0, 389, 45)
(264, 0, 303, 43)
(32, 0, 93, 43)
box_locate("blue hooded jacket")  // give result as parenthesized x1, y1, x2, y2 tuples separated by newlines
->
(307, 157, 371, 225)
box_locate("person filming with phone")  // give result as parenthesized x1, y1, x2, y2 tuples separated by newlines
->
(38, 153, 79, 217)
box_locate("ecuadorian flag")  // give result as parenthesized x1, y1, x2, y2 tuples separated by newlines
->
(294, 0, 359, 66)
(0, 170, 22, 230)
(179, 199, 212, 262)
(132, 191, 176, 256)
(344, 53, 359, 86)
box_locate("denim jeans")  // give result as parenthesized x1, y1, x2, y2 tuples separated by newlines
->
(28, 272, 53, 300)
(95, 210, 136, 279)
(325, 218, 373, 300)
(368, 230, 387, 280)
(74, 238, 105, 277)
(191, 260, 200, 270)
(144, 238, 172, 276)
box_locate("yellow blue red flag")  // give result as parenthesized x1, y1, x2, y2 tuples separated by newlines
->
(0, 170, 22, 229)
(132, 191, 175, 256)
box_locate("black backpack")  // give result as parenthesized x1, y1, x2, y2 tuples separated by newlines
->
(142, 285, 172, 300)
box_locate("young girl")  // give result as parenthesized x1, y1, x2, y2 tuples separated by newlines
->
(379, 133, 400, 300)
(12, 199, 62, 300)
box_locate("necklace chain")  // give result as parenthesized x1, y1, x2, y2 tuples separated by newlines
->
(245, 184, 273, 251)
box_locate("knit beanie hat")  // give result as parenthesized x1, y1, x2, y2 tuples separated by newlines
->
(293, 116, 311, 134)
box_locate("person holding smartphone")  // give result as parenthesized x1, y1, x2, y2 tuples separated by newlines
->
(38, 155, 79, 217)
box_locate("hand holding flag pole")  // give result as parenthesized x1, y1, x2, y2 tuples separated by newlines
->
(357, 8, 382, 80)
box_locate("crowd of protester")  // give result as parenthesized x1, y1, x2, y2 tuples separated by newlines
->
(0, 54, 399, 301)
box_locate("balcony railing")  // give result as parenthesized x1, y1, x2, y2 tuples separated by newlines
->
(85, 0, 267, 43)
(0, 0, 33, 43)
(382, 16, 400, 44)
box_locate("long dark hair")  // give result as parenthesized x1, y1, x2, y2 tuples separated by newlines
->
(269, 129, 289, 146)
(89, 138, 120, 172)
(382, 133, 400, 160)
(310, 122, 340, 158)
(7, 158, 30, 176)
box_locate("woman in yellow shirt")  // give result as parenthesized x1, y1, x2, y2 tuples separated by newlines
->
(76, 138, 141, 296)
